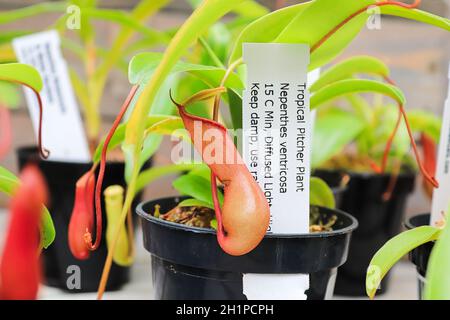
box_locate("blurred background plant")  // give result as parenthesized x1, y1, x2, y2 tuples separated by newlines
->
(311, 55, 441, 189)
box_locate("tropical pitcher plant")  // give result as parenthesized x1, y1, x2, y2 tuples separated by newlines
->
(12, 0, 445, 299)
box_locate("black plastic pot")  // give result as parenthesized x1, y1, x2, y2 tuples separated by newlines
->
(17, 146, 149, 292)
(314, 169, 415, 296)
(137, 196, 358, 300)
(405, 213, 433, 300)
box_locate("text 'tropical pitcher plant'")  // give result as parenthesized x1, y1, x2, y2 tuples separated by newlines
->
(91, 0, 448, 298)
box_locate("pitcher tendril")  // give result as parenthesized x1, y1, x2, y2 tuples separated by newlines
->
(84, 85, 140, 251)
(310, 0, 422, 53)
(381, 106, 402, 172)
(6, 81, 49, 159)
(382, 76, 438, 188)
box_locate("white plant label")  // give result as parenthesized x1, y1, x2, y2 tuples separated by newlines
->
(13, 30, 90, 162)
(242, 43, 311, 300)
(431, 63, 450, 226)
(242, 43, 311, 234)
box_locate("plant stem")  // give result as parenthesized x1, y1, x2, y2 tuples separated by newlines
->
(97, 156, 139, 300)
(212, 58, 243, 121)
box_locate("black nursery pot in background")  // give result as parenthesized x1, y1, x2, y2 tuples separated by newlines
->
(137, 196, 358, 300)
(405, 213, 434, 300)
(17, 146, 149, 293)
(314, 169, 415, 296)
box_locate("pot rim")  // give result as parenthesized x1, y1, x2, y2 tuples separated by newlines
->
(314, 167, 416, 180)
(404, 212, 430, 230)
(136, 196, 358, 239)
(16, 145, 124, 166)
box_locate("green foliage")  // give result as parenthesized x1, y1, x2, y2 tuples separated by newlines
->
(310, 55, 390, 92)
(366, 226, 441, 299)
(0, 63, 43, 92)
(310, 177, 335, 208)
(93, 115, 187, 163)
(312, 108, 365, 167)
(178, 198, 214, 210)
(0, 81, 20, 108)
(135, 163, 199, 194)
(128, 52, 243, 89)
(311, 79, 405, 110)
(425, 221, 450, 299)
(173, 173, 224, 208)
(175, 167, 336, 210)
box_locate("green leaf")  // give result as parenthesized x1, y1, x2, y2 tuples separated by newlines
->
(311, 79, 405, 110)
(178, 198, 214, 210)
(229, 3, 311, 64)
(310, 55, 390, 92)
(425, 222, 450, 299)
(380, 6, 450, 31)
(231, 1, 446, 71)
(346, 94, 373, 123)
(128, 52, 243, 89)
(227, 88, 243, 130)
(0, 166, 55, 249)
(188, 163, 211, 181)
(188, 0, 268, 18)
(310, 176, 335, 208)
(0, 30, 31, 46)
(372, 103, 409, 159)
(83, 8, 164, 39)
(0, 2, 67, 25)
(312, 108, 365, 167)
(366, 226, 441, 299)
(40, 207, 56, 249)
(0, 63, 43, 92)
(204, 23, 231, 66)
(135, 163, 199, 194)
(275, 0, 375, 70)
(124, 0, 245, 153)
(173, 174, 224, 208)
(93, 115, 186, 163)
(0, 81, 20, 108)
(198, 37, 226, 68)
(0, 166, 18, 195)
(407, 110, 441, 142)
(231, 0, 269, 19)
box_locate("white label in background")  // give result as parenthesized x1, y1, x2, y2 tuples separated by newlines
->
(13, 30, 90, 162)
(431, 64, 450, 226)
(242, 43, 311, 234)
